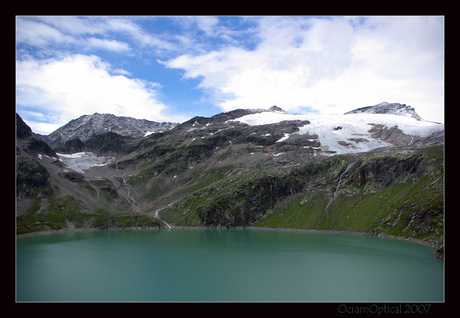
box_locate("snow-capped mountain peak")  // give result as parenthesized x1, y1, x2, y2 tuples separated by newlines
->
(267, 105, 287, 113)
(344, 102, 422, 121)
(230, 103, 443, 155)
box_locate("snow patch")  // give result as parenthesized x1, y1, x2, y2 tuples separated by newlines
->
(276, 133, 291, 143)
(57, 152, 114, 173)
(232, 112, 305, 126)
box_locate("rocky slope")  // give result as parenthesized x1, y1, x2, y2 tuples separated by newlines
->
(16, 114, 163, 232)
(16, 103, 445, 251)
(39, 113, 178, 149)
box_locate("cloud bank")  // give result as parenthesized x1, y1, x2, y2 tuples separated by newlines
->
(16, 54, 171, 134)
(163, 16, 444, 122)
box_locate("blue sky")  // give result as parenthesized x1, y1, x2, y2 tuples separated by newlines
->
(16, 16, 444, 134)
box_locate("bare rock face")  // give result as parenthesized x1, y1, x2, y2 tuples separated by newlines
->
(39, 113, 178, 149)
(368, 124, 444, 148)
(368, 124, 415, 146)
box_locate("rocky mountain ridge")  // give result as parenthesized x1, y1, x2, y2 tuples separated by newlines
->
(39, 113, 178, 149)
(16, 103, 445, 256)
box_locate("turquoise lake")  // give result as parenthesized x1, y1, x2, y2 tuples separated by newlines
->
(16, 229, 444, 302)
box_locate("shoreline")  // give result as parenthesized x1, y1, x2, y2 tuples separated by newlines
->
(246, 226, 442, 249)
(16, 225, 442, 249)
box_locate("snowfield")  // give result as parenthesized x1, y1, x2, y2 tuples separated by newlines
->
(57, 152, 114, 173)
(232, 112, 444, 155)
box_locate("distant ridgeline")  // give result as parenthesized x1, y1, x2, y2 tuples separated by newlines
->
(38, 113, 178, 150)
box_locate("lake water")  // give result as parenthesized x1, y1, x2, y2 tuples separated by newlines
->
(16, 229, 443, 302)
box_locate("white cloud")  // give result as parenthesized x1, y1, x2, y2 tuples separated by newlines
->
(36, 16, 108, 35)
(16, 16, 157, 54)
(164, 16, 444, 123)
(16, 18, 76, 47)
(25, 121, 64, 136)
(16, 54, 173, 134)
(164, 17, 356, 111)
(177, 16, 220, 36)
(85, 37, 131, 52)
(100, 17, 178, 53)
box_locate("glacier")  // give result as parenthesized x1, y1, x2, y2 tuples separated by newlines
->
(57, 152, 114, 173)
(232, 112, 444, 155)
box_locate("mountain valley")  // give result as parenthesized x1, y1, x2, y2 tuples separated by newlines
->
(16, 103, 445, 257)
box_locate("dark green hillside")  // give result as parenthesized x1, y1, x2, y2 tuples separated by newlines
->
(16, 156, 53, 199)
(161, 146, 444, 246)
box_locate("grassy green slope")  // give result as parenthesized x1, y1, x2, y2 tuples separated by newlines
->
(255, 147, 444, 245)
(161, 146, 444, 246)
(255, 174, 443, 244)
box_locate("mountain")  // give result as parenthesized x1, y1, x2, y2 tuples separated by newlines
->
(223, 103, 443, 154)
(16, 113, 57, 158)
(39, 113, 178, 149)
(344, 102, 423, 120)
(16, 113, 164, 230)
(16, 113, 56, 199)
(15, 103, 445, 257)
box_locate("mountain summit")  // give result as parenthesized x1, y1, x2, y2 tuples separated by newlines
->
(344, 102, 422, 120)
(39, 113, 178, 149)
(267, 105, 287, 113)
